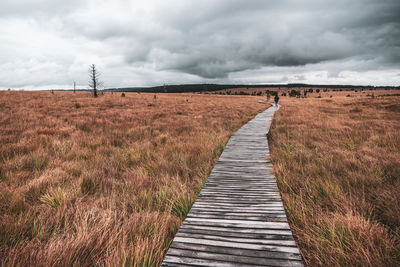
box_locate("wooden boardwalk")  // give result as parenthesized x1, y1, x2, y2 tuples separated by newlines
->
(162, 106, 303, 267)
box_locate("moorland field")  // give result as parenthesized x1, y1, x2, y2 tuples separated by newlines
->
(0, 90, 399, 266)
(0, 91, 265, 266)
(270, 95, 400, 266)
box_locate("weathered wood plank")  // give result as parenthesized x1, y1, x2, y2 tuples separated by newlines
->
(177, 228, 294, 240)
(172, 237, 301, 254)
(191, 204, 280, 209)
(179, 224, 294, 236)
(186, 214, 288, 222)
(184, 218, 290, 228)
(163, 255, 257, 267)
(176, 232, 297, 246)
(190, 208, 285, 214)
(166, 248, 303, 267)
(162, 106, 303, 266)
(190, 208, 286, 214)
(169, 242, 302, 261)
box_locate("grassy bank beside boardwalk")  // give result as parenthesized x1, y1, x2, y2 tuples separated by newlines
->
(269, 96, 400, 266)
(0, 91, 265, 266)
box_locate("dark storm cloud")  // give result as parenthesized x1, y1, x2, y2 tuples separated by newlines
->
(150, 0, 400, 78)
(0, 0, 399, 88)
(65, 0, 399, 79)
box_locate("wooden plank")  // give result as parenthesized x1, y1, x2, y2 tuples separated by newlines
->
(163, 255, 257, 267)
(186, 214, 288, 222)
(189, 198, 283, 204)
(188, 213, 287, 219)
(187, 211, 287, 217)
(177, 228, 294, 240)
(192, 202, 284, 207)
(179, 225, 294, 236)
(162, 106, 303, 266)
(166, 248, 303, 267)
(189, 208, 285, 214)
(184, 218, 291, 230)
(176, 232, 297, 246)
(196, 194, 282, 199)
(172, 237, 301, 254)
(192, 201, 284, 207)
(190, 208, 285, 214)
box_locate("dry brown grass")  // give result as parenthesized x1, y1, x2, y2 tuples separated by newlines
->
(269, 95, 400, 266)
(0, 91, 266, 266)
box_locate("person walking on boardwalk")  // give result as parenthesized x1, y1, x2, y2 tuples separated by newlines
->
(274, 94, 279, 107)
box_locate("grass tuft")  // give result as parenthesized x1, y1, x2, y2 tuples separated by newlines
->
(171, 195, 194, 218)
(40, 189, 63, 208)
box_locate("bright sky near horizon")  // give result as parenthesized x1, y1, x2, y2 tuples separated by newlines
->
(0, 0, 399, 89)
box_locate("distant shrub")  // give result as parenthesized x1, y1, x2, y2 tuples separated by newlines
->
(75, 103, 81, 109)
(148, 103, 154, 107)
(289, 89, 301, 97)
(316, 89, 320, 93)
(347, 94, 351, 97)
(121, 93, 125, 97)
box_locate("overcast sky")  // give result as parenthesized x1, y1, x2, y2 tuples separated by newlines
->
(0, 0, 399, 89)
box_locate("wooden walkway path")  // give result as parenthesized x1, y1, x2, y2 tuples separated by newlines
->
(162, 106, 303, 266)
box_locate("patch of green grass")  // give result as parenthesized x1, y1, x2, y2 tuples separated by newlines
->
(40, 189, 63, 208)
(171, 195, 193, 218)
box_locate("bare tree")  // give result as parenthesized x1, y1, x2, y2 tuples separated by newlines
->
(88, 64, 101, 97)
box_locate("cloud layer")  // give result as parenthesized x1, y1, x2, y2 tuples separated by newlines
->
(0, 0, 399, 89)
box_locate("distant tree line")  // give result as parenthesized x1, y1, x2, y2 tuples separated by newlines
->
(106, 84, 399, 94)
